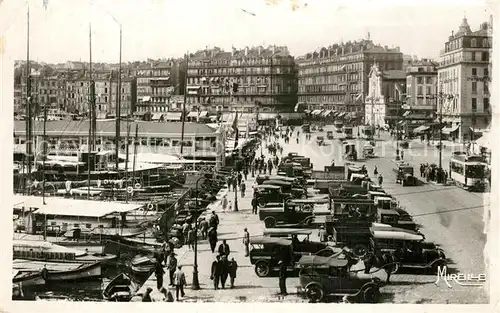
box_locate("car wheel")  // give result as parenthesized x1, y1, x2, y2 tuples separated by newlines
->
(352, 244, 368, 258)
(363, 286, 380, 303)
(257, 198, 266, 207)
(264, 217, 276, 228)
(254, 261, 270, 277)
(301, 194, 307, 199)
(305, 284, 324, 302)
(390, 263, 399, 274)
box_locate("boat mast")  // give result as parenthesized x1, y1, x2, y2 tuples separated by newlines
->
(180, 52, 188, 155)
(25, 5, 32, 195)
(125, 122, 131, 203)
(115, 26, 122, 172)
(132, 124, 138, 183)
(42, 102, 47, 205)
(87, 23, 94, 200)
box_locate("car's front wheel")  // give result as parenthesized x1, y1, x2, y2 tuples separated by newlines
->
(362, 285, 380, 303)
(305, 283, 324, 302)
(254, 261, 270, 277)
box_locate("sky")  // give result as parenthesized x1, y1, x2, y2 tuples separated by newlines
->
(0, 0, 495, 64)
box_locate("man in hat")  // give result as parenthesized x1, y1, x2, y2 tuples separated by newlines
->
(209, 211, 219, 230)
(167, 252, 178, 286)
(278, 260, 287, 296)
(208, 227, 218, 253)
(200, 217, 209, 240)
(218, 239, 230, 257)
(243, 228, 250, 256)
(173, 265, 186, 301)
(220, 254, 230, 289)
(229, 257, 238, 289)
(142, 287, 153, 302)
(211, 255, 222, 290)
(154, 260, 165, 290)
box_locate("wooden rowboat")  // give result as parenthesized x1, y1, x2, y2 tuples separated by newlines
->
(102, 273, 139, 302)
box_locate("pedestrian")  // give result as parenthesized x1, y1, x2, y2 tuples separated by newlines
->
(237, 172, 243, 186)
(240, 181, 246, 197)
(228, 200, 232, 212)
(159, 287, 174, 302)
(243, 228, 250, 256)
(278, 260, 287, 296)
(222, 195, 228, 213)
(218, 239, 230, 257)
(378, 173, 384, 186)
(374, 166, 378, 176)
(263, 162, 267, 174)
(173, 266, 186, 301)
(232, 179, 238, 192)
(229, 258, 238, 288)
(211, 255, 222, 290)
(154, 260, 165, 290)
(208, 227, 218, 253)
(167, 252, 177, 286)
(220, 255, 230, 289)
(200, 218, 209, 239)
(142, 287, 153, 302)
(227, 177, 232, 191)
(209, 211, 219, 230)
(401, 150, 404, 159)
(182, 222, 190, 245)
(243, 167, 248, 180)
(251, 197, 258, 215)
(318, 225, 328, 242)
(187, 227, 195, 250)
(444, 170, 448, 184)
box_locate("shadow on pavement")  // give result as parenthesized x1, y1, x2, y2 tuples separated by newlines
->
(387, 280, 434, 286)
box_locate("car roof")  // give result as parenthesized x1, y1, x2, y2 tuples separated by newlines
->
(296, 255, 349, 267)
(288, 198, 329, 204)
(249, 236, 292, 246)
(263, 228, 313, 235)
(258, 184, 281, 189)
(264, 180, 292, 186)
(269, 176, 296, 182)
(371, 229, 424, 241)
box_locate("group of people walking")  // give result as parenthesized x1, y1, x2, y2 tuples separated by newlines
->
(420, 163, 448, 184)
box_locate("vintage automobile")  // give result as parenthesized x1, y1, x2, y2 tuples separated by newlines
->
(297, 255, 382, 303)
(362, 144, 374, 159)
(259, 198, 330, 228)
(263, 229, 336, 256)
(278, 163, 306, 178)
(369, 227, 447, 274)
(262, 179, 307, 199)
(249, 237, 296, 277)
(316, 136, 325, 146)
(326, 131, 334, 139)
(343, 142, 358, 161)
(272, 215, 327, 230)
(254, 184, 292, 207)
(394, 162, 417, 186)
(377, 209, 419, 231)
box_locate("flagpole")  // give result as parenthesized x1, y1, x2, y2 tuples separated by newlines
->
(180, 52, 188, 155)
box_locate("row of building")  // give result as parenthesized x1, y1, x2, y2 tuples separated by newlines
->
(14, 16, 492, 142)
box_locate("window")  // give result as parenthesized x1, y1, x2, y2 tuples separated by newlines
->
(465, 164, 485, 179)
(484, 68, 489, 76)
(484, 82, 489, 94)
(471, 82, 477, 93)
(450, 161, 464, 175)
(426, 86, 432, 95)
(417, 77, 423, 84)
(426, 77, 432, 84)
(471, 38, 477, 47)
(417, 86, 423, 95)
(484, 98, 490, 111)
(85, 223, 92, 229)
(472, 68, 477, 76)
(73, 223, 79, 228)
(471, 98, 477, 111)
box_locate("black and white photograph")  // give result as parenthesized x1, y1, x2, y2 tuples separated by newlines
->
(1, 0, 498, 308)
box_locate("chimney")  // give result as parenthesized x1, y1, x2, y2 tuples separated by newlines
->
(232, 46, 236, 56)
(245, 46, 249, 56)
(341, 46, 345, 55)
(258, 46, 262, 55)
(272, 45, 276, 55)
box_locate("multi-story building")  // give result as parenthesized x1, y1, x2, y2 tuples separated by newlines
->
(364, 63, 406, 127)
(437, 17, 492, 141)
(297, 39, 403, 117)
(134, 59, 185, 113)
(404, 59, 439, 128)
(185, 46, 297, 114)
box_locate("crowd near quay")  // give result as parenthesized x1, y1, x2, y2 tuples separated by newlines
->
(12, 114, 490, 303)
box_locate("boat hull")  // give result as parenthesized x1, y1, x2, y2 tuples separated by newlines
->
(45, 262, 101, 282)
(13, 272, 45, 288)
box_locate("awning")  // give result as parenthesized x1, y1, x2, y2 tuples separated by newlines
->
(413, 125, 430, 133)
(165, 112, 182, 121)
(337, 112, 346, 118)
(199, 111, 209, 117)
(442, 125, 460, 134)
(403, 111, 411, 117)
(142, 96, 151, 102)
(258, 112, 278, 120)
(187, 111, 198, 118)
(476, 131, 491, 149)
(304, 109, 311, 114)
(311, 110, 322, 115)
(96, 112, 108, 119)
(470, 127, 489, 134)
(322, 110, 332, 117)
(151, 113, 164, 121)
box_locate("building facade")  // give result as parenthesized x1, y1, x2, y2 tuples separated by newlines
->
(297, 39, 403, 118)
(133, 60, 185, 113)
(404, 59, 439, 130)
(437, 17, 492, 141)
(364, 63, 406, 127)
(185, 46, 297, 114)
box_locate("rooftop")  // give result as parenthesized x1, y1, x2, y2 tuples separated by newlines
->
(13, 120, 217, 137)
(13, 195, 143, 218)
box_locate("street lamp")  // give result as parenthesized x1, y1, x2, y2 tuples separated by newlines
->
(191, 175, 206, 290)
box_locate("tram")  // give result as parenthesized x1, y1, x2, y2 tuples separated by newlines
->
(448, 153, 488, 191)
